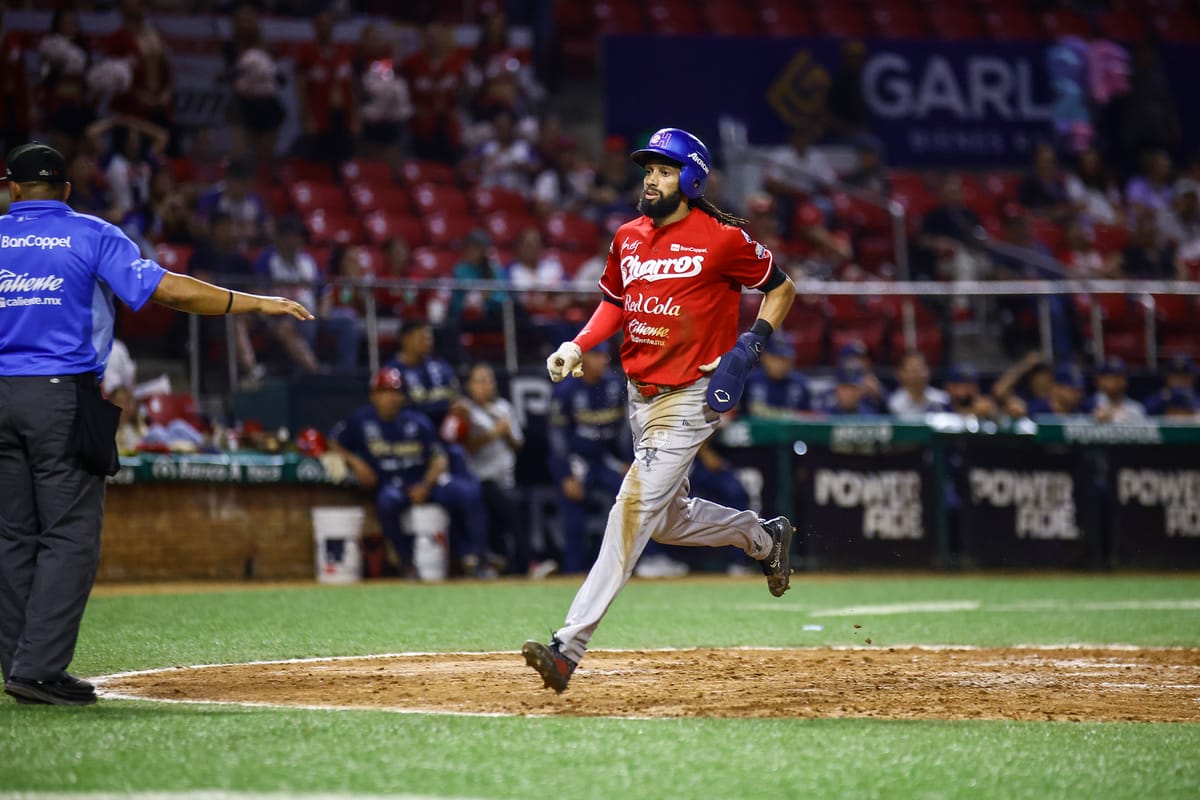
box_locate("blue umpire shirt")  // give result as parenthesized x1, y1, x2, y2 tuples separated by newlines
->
(0, 200, 166, 377)
(547, 371, 629, 482)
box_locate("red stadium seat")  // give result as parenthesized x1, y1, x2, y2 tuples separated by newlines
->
(594, 0, 646, 34)
(399, 159, 459, 185)
(363, 211, 427, 247)
(1096, 10, 1148, 42)
(339, 158, 396, 187)
(1152, 11, 1200, 43)
(984, 9, 1045, 41)
(1041, 10, 1092, 39)
(1029, 218, 1063, 253)
(927, 7, 985, 40)
(1091, 223, 1130, 254)
(288, 181, 349, 215)
(813, 8, 869, 37)
(758, 3, 813, 37)
(556, 0, 592, 35)
(833, 193, 893, 235)
(983, 172, 1023, 205)
(262, 184, 292, 217)
(154, 243, 192, 273)
(278, 159, 335, 184)
(422, 212, 478, 247)
(347, 183, 413, 216)
(470, 185, 530, 215)
(542, 212, 600, 250)
(304, 209, 363, 246)
(410, 182, 470, 215)
(1075, 293, 1151, 365)
(411, 246, 460, 277)
(704, 2, 759, 36)
(870, 7, 928, 38)
(143, 392, 204, 430)
(483, 210, 540, 247)
(647, 0, 706, 35)
(958, 174, 1003, 219)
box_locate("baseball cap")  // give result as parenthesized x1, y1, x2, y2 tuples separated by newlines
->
(764, 337, 795, 358)
(465, 229, 492, 248)
(1097, 357, 1127, 377)
(1165, 353, 1196, 375)
(1054, 364, 1085, 389)
(838, 341, 868, 360)
(945, 363, 979, 384)
(836, 365, 865, 385)
(5, 142, 67, 183)
(1166, 387, 1197, 411)
(369, 367, 404, 393)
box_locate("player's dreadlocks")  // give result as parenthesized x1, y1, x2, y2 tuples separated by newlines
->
(692, 196, 749, 228)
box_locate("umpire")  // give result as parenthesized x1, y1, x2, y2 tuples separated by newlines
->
(0, 142, 313, 706)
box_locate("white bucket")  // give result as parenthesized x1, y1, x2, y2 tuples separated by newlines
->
(311, 506, 365, 584)
(404, 503, 450, 582)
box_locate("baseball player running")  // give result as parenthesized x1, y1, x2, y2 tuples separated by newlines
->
(523, 128, 798, 692)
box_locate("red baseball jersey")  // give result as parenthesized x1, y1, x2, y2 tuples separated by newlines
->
(599, 208, 775, 386)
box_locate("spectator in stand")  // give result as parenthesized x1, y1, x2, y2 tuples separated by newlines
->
(103, 0, 174, 146)
(195, 157, 271, 249)
(0, 7, 33, 152)
(991, 351, 1052, 418)
(1018, 142, 1073, 222)
(887, 350, 950, 419)
(401, 21, 469, 163)
(125, 164, 200, 249)
(1159, 179, 1200, 266)
(354, 33, 413, 166)
(253, 216, 331, 373)
(189, 211, 266, 386)
(507, 226, 571, 346)
(586, 134, 643, 228)
(572, 223, 615, 290)
(66, 147, 121, 226)
(222, 3, 286, 166)
(915, 173, 988, 283)
(531, 136, 594, 218)
(385, 319, 460, 429)
(1162, 388, 1199, 421)
(173, 126, 224, 188)
(837, 341, 886, 412)
(374, 236, 438, 322)
(824, 40, 877, 152)
(293, 8, 357, 168)
(1027, 364, 1091, 416)
(38, 8, 94, 161)
(741, 337, 810, 418)
(329, 367, 495, 580)
(763, 127, 838, 200)
(841, 141, 890, 197)
(319, 243, 368, 369)
(1065, 146, 1124, 227)
(1120, 206, 1181, 278)
(1091, 357, 1146, 423)
(943, 363, 1001, 421)
(96, 117, 169, 224)
(467, 10, 543, 122)
(1126, 148, 1174, 217)
(992, 207, 1075, 358)
(1059, 215, 1120, 278)
(475, 109, 539, 195)
(457, 361, 527, 574)
(448, 229, 510, 327)
(817, 365, 878, 416)
(1119, 44, 1181, 169)
(1144, 354, 1197, 416)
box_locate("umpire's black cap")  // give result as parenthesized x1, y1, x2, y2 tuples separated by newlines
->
(5, 142, 68, 183)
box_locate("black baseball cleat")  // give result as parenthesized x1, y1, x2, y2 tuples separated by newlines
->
(4, 675, 97, 706)
(759, 516, 795, 597)
(522, 638, 577, 693)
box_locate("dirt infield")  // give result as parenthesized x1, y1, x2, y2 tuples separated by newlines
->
(97, 647, 1200, 721)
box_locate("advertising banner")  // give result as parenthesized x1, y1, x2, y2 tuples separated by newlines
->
(800, 448, 935, 567)
(1107, 447, 1200, 567)
(957, 445, 1097, 568)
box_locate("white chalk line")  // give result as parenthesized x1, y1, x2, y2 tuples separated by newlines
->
(0, 793, 478, 800)
(736, 598, 1200, 617)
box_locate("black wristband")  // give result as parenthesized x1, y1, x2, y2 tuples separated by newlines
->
(224, 289, 234, 314)
(750, 319, 774, 338)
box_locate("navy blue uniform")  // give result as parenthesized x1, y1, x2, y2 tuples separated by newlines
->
(741, 367, 810, 417)
(332, 404, 487, 568)
(385, 356, 460, 428)
(548, 372, 630, 572)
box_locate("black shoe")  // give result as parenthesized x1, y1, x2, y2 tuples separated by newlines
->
(62, 672, 95, 693)
(522, 638, 577, 693)
(759, 516, 795, 597)
(4, 675, 97, 706)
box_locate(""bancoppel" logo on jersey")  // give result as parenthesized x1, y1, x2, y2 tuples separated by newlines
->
(0, 234, 72, 250)
(0, 269, 64, 292)
(621, 254, 703, 284)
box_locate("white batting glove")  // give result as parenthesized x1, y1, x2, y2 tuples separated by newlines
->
(546, 341, 584, 383)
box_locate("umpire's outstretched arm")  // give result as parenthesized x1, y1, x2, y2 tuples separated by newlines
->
(152, 271, 314, 320)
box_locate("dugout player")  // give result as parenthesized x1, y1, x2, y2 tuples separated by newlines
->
(522, 128, 798, 692)
(0, 142, 312, 706)
(329, 367, 493, 578)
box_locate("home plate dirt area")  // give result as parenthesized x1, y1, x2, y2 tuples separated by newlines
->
(97, 647, 1200, 721)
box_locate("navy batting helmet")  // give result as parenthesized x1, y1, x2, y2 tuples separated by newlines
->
(630, 128, 711, 199)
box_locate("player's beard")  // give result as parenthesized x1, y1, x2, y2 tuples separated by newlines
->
(639, 187, 684, 220)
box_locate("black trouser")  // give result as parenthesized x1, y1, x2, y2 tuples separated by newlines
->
(0, 375, 105, 682)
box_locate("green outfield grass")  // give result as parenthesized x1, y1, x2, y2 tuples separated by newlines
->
(1, 573, 1198, 799)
